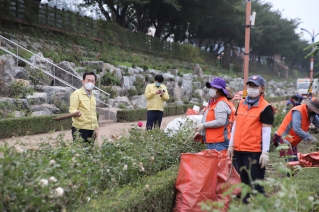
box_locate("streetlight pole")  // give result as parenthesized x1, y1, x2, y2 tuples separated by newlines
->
(300, 28, 319, 94)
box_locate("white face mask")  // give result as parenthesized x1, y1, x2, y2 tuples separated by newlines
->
(247, 87, 260, 98)
(209, 89, 217, 98)
(85, 82, 95, 91)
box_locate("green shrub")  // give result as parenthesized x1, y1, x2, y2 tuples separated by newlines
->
(77, 165, 179, 212)
(101, 72, 120, 86)
(0, 127, 204, 211)
(133, 77, 146, 95)
(117, 104, 194, 122)
(0, 100, 16, 119)
(0, 114, 72, 139)
(100, 86, 117, 99)
(8, 81, 34, 99)
(127, 87, 138, 97)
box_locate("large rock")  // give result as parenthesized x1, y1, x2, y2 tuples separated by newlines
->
(80, 61, 103, 70)
(0, 97, 30, 111)
(114, 96, 132, 108)
(97, 107, 119, 122)
(30, 52, 53, 70)
(121, 76, 131, 90)
(12, 67, 27, 79)
(135, 67, 144, 73)
(130, 95, 147, 108)
(147, 69, 160, 75)
(0, 58, 15, 95)
(182, 73, 193, 81)
(228, 78, 244, 92)
(192, 82, 201, 90)
(39, 86, 73, 106)
(32, 111, 51, 116)
(168, 69, 178, 76)
(55, 61, 82, 88)
(26, 92, 48, 105)
(194, 64, 203, 79)
(0, 54, 15, 67)
(181, 75, 193, 102)
(163, 73, 175, 80)
(30, 104, 60, 114)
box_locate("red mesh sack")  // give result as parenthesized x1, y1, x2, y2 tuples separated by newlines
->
(173, 150, 241, 212)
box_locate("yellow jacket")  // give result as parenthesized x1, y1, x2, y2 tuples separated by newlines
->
(69, 87, 99, 130)
(144, 83, 170, 111)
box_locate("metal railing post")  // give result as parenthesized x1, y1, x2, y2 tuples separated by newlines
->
(53, 63, 55, 86)
(16, 46, 18, 65)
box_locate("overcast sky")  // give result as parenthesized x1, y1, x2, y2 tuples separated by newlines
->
(264, 0, 319, 44)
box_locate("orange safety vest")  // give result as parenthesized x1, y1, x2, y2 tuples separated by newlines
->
(233, 95, 271, 152)
(205, 96, 232, 143)
(276, 104, 310, 147)
(228, 100, 236, 127)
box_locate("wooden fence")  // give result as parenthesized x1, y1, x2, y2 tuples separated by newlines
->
(0, 0, 214, 63)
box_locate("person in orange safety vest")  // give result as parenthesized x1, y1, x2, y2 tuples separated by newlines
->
(227, 75, 274, 204)
(274, 97, 319, 162)
(194, 77, 232, 151)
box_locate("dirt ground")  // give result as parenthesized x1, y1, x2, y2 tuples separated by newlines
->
(0, 115, 183, 147)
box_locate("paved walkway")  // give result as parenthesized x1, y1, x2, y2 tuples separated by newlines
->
(0, 115, 183, 147)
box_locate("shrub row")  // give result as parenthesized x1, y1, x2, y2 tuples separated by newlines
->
(0, 127, 203, 211)
(77, 165, 178, 212)
(117, 104, 195, 122)
(0, 114, 72, 139)
(266, 95, 290, 103)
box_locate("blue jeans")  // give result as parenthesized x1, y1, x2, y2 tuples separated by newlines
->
(205, 139, 229, 151)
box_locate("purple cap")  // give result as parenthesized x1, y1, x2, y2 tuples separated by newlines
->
(247, 75, 265, 87)
(206, 77, 228, 95)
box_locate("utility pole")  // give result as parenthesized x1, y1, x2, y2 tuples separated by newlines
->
(243, 0, 251, 98)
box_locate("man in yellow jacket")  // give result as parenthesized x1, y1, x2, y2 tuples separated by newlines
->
(144, 74, 170, 130)
(69, 72, 99, 142)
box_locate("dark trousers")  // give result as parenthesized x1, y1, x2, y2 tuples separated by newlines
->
(146, 110, 163, 130)
(236, 151, 265, 204)
(72, 127, 94, 142)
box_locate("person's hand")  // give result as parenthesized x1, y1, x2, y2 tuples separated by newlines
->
(159, 90, 164, 96)
(155, 90, 161, 94)
(309, 135, 318, 142)
(227, 146, 234, 158)
(259, 152, 269, 168)
(195, 123, 205, 132)
(74, 110, 81, 117)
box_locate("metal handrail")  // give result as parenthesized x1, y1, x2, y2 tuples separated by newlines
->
(0, 34, 110, 97)
(0, 39, 108, 107)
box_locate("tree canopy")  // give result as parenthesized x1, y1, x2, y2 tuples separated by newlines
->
(79, 0, 316, 72)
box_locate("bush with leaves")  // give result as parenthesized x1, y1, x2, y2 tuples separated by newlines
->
(0, 100, 16, 118)
(0, 126, 204, 211)
(27, 67, 51, 90)
(133, 77, 146, 95)
(8, 81, 34, 99)
(101, 72, 120, 86)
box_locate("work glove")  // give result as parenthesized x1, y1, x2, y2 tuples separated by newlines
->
(195, 123, 205, 132)
(259, 152, 269, 169)
(227, 146, 234, 158)
(309, 135, 318, 142)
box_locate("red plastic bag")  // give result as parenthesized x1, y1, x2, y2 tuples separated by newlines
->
(173, 150, 241, 212)
(185, 108, 199, 115)
(298, 152, 319, 167)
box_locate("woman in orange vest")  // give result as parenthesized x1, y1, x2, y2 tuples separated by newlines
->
(227, 75, 274, 204)
(274, 97, 319, 162)
(194, 77, 232, 151)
